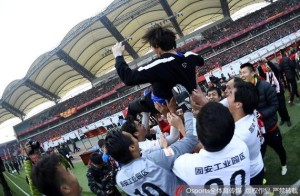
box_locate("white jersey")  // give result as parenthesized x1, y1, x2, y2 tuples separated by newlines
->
(116, 112, 198, 195)
(151, 125, 162, 140)
(173, 136, 250, 186)
(139, 139, 160, 156)
(235, 113, 264, 178)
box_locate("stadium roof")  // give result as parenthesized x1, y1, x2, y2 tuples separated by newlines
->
(0, 0, 268, 125)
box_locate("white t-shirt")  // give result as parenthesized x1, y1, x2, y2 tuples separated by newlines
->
(235, 113, 264, 178)
(139, 139, 161, 156)
(151, 125, 162, 140)
(173, 136, 250, 186)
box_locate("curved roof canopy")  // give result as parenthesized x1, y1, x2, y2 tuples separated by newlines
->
(0, 0, 267, 125)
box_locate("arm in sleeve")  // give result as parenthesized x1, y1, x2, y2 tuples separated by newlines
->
(146, 112, 198, 169)
(115, 56, 155, 85)
(165, 126, 180, 145)
(288, 58, 296, 69)
(259, 83, 279, 119)
(257, 65, 266, 80)
(273, 74, 280, 93)
(267, 61, 279, 77)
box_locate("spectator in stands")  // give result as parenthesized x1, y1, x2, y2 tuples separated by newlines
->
(86, 152, 121, 196)
(105, 85, 198, 195)
(279, 49, 299, 104)
(112, 25, 204, 118)
(240, 62, 287, 176)
(31, 153, 82, 196)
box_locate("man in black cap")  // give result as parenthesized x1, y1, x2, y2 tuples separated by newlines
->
(86, 152, 121, 196)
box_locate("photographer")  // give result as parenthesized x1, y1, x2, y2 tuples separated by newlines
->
(24, 140, 43, 196)
(86, 152, 121, 196)
(24, 140, 71, 196)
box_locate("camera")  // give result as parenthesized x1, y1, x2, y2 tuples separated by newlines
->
(26, 140, 40, 155)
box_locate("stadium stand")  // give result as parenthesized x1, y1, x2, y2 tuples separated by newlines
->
(9, 0, 300, 148)
(0, 0, 298, 154)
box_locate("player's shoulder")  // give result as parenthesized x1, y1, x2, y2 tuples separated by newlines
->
(174, 152, 198, 167)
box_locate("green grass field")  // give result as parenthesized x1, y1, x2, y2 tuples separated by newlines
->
(1, 97, 300, 195)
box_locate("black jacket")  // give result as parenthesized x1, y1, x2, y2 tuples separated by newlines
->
(115, 52, 204, 99)
(86, 164, 121, 196)
(256, 78, 279, 132)
(279, 56, 296, 80)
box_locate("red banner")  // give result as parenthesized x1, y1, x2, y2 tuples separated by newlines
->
(84, 127, 107, 138)
(60, 107, 77, 118)
(51, 136, 61, 142)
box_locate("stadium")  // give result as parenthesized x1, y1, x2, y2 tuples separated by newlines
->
(0, 0, 300, 195)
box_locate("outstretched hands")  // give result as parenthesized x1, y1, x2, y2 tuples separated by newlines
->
(112, 42, 125, 58)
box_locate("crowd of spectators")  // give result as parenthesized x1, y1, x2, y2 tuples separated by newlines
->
(200, 17, 300, 75)
(27, 90, 144, 144)
(202, 0, 299, 43)
(0, 140, 20, 159)
(27, 77, 123, 128)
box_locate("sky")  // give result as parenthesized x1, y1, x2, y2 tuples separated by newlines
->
(0, 0, 114, 144)
(0, 0, 270, 145)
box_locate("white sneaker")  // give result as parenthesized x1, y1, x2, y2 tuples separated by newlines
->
(281, 165, 287, 175)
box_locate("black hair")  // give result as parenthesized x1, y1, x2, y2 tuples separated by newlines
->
(120, 118, 138, 139)
(98, 139, 105, 148)
(142, 25, 176, 51)
(207, 86, 222, 97)
(105, 130, 134, 164)
(196, 102, 235, 152)
(89, 152, 103, 165)
(240, 62, 255, 73)
(31, 153, 64, 196)
(233, 77, 259, 115)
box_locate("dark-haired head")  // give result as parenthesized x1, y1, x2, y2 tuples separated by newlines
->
(97, 139, 105, 148)
(89, 152, 103, 165)
(240, 62, 255, 73)
(233, 78, 259, 114)
(121, 118, 146, 141)
(239, 62, 256, 83)
(196, 102, 235, 152)
(142, 25, 176, 52)
(105, 130, 136, 164)
(207, 86, 222, 102)
(31, 153, 81, 196)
